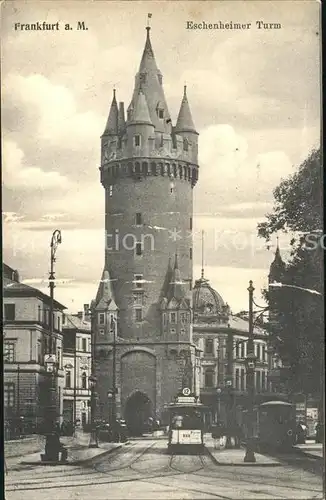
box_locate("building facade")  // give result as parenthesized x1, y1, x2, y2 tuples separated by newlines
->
(93, 26, 200, 427)
(192, 273, 284, 428)
(3, 264, 65, 437)
(62, 308, 92, 431)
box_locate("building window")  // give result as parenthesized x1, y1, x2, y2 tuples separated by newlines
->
(240, 368, 245, 391)
(65, 371, 71, 388)
(180, 328, 186, 335)
(135, 242, 142, 256)
(109, 185, 113, 197)
(235, 368, 240, 390)
(134, 135, 141, 147)
(205, 339, 213, 355)
(256, 371, 261, 392)
(135, 212, 142, 225)
(189, 248, 193, 260)
(163, 313, 167, 326)
(37, 340, 42, 364)
(134, 274, 143, 288)
(205, 369, 214, 388)
(57, 347, 61, 369)
(262, 345, 266, 362)
(183, 138, 189, 151)
(135, 308, 142, 322)
(99, 313, 105, 325)
(4, 304, 15, 321)
(170, 312, 176, 323)
(180, 313, 187, 323)
(82, 338, 87, 352)
(256, 344, 261, 361)
(158, 109, 164, 119)
(81, 372, 87, 389)
(262, 371, 266, 391)
(57, 316, 61, 332)
(99, 329, 105, 335)
(241, 342, 246, 359)
(4, 383, 15, 408)
(4, 342, 15, 363)
(133, 293, 143, 306)
(190, 217, 193, 231)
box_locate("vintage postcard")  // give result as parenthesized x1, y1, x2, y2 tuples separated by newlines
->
(2, 1, 323, 499)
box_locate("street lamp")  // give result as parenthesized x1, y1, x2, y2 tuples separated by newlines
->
(88, 374, 98, 448)
(43, 229, 62, 461)
(244, 280, 257, 463)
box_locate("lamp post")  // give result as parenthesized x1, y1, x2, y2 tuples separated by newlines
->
(43, 229, 62, 461)
(244, 280, 257, 463)
(88, 374, 98, 448)
(110, 315, 117, 433)
(225, 329, 234, 449)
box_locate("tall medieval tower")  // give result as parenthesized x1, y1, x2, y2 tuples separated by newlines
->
(93, 26, 199, 427)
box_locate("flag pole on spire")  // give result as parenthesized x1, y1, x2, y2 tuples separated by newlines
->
(201, 230, 205, 279)
(147, 13, 152, 28)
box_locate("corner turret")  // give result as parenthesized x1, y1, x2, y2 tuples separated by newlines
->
(102, 89, 119, 137)
(268, 238, 286, 284)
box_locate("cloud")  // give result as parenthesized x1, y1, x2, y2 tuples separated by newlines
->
(2, 139, 70, 190)
(3, 73, 103, 151)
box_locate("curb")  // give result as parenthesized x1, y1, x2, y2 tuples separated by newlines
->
(205, 447, 283, 467)
(292, 448, 323, 461)
(20, 441, 130, 466)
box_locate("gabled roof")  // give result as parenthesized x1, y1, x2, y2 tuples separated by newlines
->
(4, 277, 66, 310)
(63, 314, 91, 332)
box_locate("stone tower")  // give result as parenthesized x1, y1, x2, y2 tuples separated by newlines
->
(93, 26, 199, 426)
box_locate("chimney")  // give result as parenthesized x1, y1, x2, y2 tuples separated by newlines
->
(83, 303, 89, 314)
(77, 311, 83, 319)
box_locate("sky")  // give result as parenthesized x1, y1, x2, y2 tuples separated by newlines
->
(2, 0, 321, 313)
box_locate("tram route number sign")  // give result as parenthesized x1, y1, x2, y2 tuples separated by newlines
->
(182, 388, 191, 396)
(177, 396, 196, 404)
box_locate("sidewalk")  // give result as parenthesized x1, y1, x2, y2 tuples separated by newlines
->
(204, 435, 282, 467)
(6, 430, 129, 469)
(294, 441, 323, 459)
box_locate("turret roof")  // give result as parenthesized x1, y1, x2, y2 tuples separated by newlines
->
(95, 268, 118, 311)
(129, 89, 153, 125)
(103, 89, 118, 136)
(175, 86, 197, 133)
(269, 239, 286, 282)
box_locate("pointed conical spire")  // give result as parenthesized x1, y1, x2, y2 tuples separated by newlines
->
(139, 27, 157, 73)
(269, 237, 286, 283)
(95, 268, 117, 310)
(128, 27, 171, 133)
(175, 85, 197, 133)
(103, 89, 118, 136)
(129, 89, 153, 125)
(168, 254, 185, 301)
(161, 257, 173, 299)
(118, 102, 126, 134)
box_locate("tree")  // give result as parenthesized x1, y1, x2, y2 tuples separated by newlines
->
(257, 148, 323, 402)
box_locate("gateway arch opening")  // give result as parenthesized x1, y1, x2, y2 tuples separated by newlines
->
(124, 391, 153, 436)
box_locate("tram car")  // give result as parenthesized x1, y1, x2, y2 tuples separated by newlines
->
(256, 400, 296, 451)
(166, 392, 206, 454)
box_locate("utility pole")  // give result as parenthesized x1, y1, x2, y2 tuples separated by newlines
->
(225, 329, 234, 448)
(89, 303, 98, 448)
(43, 229, 62, 461)
(111, 315, 117, 428)
(244, 280, 256, 463)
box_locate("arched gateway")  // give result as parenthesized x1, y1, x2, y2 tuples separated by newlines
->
(124, 391, 153, 436)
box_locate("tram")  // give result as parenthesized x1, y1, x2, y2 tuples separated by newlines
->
(166, 391, 206, 454)
(257, 400, 296, 451)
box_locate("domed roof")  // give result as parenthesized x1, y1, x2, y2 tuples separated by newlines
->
(192, 277, 226, 315)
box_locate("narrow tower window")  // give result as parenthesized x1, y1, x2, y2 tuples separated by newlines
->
(134, 274, 143, 288)
(190, 248, 193, 260)
(109, 185, 113, 197)
(135, 242, 142, 256)
(158, 109, 164, 119)
(135, 308, 143, 322)
(135, 213, 142, 225)
(190, 217, 193, 230)
(99, 313, 105, 325)
(170, 312, 176, 323)
(183, 138, 189, 151)
(134, 135, 141, 147)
